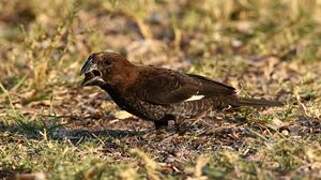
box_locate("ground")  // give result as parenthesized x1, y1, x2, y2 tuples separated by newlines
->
(0, 0, 321, 179)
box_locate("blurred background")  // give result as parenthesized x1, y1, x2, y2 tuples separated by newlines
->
(1, 0, 321, 179)
(1, 0, 320, 92)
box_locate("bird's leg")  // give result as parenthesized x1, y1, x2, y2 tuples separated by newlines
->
(154, 115, 176, 130)
(154, 120, 169, 129)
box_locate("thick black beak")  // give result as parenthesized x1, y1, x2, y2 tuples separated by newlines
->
(80, 57, 94, 75)
(80, 57, 104, 86)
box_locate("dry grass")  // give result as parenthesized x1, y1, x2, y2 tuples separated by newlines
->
(0, 0, 321, 179)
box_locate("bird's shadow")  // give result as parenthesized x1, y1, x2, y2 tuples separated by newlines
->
(0, 119, 148, 142)
(53, 128, 147, 140)
(0, 113, 252, 143)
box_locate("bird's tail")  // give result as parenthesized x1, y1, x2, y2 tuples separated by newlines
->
(233, 97, 283, 107)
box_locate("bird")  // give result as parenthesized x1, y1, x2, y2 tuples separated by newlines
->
(80, 51, 283, 129)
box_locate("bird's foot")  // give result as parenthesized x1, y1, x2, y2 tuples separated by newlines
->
(154, 120, 181, 134)
(154, 120, 169, 130)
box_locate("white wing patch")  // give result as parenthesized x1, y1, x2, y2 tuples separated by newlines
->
(184, 95, 205, 102)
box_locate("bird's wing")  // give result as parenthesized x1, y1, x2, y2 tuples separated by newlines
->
(133, 70, 199, 105)
(186, 74, 236, 96)
(133, 69, 236, 105)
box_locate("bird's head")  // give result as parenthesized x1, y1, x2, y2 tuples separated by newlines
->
(80, 51, 135, 87)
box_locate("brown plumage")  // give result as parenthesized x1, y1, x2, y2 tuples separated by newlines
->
(80, 51, 283, 129)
